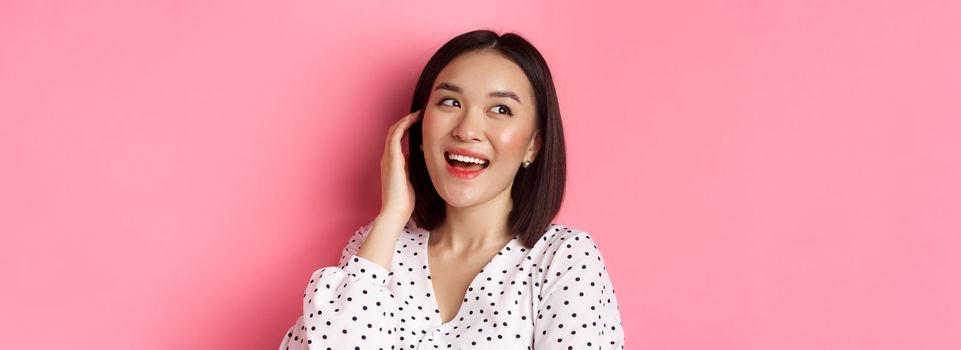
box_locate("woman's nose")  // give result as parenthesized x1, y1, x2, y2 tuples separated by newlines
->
(452, 109, 484, 142)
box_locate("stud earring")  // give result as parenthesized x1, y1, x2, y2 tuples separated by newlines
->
(522, 160, 532, 168)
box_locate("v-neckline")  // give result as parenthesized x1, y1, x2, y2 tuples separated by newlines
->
(422, 229, 517, 328)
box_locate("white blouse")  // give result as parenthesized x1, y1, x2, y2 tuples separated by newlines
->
(278, 218, 625, 349)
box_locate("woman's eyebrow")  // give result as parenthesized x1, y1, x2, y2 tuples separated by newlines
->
(434, 82, 522, 104)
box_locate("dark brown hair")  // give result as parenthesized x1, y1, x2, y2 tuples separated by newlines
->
(406, 29, 566, 249)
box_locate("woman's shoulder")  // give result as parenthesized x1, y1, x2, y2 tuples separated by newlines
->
(527, 222, 610, 263)
(530, 223, 616, 290)
(537, 222, 596, 247)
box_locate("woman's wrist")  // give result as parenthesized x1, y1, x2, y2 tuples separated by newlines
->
(375, 210, 410, 227)
(355, 212, 408, 270)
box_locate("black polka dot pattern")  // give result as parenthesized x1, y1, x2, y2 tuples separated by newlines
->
(278, 218, 625, 349)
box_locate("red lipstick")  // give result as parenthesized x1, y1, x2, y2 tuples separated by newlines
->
(446, 162, 488, 180)
(443, 147, 490, 180)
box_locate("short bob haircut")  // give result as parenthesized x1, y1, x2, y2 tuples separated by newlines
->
(406, 29, 566, 249)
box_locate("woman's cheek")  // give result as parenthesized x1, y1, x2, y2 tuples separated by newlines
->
(492, 126, 533, 156)
(420, 113, 445, 143)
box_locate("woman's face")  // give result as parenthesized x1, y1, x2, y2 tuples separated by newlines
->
(420, 50, 540, 209)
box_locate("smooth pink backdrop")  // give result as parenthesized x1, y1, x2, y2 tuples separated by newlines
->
(2, 1, 959, 349)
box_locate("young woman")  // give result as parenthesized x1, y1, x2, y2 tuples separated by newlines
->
(279, 29, 625, 349)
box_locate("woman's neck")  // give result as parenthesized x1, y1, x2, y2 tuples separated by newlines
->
(430, 188, 514, 253)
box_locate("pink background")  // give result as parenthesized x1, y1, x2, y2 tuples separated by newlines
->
(2, 1, 959, 349)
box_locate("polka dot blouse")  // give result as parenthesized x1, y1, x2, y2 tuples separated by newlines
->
(279, 218, 625, 349)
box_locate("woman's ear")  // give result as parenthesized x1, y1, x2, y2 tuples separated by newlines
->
(526, 129, 542, 162)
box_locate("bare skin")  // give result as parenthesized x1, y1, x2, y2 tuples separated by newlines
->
(357, 49, 541, 324)
(427, 229, 513, 323)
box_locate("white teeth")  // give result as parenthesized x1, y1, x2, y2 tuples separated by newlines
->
(447, 152, 489, 165)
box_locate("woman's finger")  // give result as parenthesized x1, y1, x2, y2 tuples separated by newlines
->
(388, 111, 419, 157)
(384, 111, 416, 157)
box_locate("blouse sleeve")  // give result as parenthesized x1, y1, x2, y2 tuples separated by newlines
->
(278, 221, 400, 350)
(533, 231, 625, 349)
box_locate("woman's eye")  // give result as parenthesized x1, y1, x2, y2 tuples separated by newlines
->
(438, 98, 459, 107)
(490, 105, 513, 116)
(437, 98, 511, 116)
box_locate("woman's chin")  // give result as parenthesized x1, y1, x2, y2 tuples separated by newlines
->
(440, 196, 478, 209)
(438, 188, 487, 208)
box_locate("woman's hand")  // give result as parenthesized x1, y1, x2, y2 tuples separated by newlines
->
(378, 110, 420, 222)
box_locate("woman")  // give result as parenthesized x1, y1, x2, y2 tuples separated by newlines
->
(279, 29, 625, 349)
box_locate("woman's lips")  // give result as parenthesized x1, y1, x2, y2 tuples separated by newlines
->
(446, 161, 488, 180)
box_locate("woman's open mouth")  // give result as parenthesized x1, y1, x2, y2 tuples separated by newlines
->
(445, 152, 489, 180)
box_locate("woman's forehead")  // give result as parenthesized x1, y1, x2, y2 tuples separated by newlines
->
(434, 51, 534, 103)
